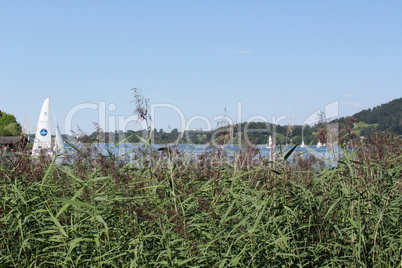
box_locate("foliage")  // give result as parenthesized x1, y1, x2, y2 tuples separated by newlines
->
(345, 97, 402, 135)
(1, 132, 402, 267)
(0, 111, 21, 136)
(3, 123, 21, 136)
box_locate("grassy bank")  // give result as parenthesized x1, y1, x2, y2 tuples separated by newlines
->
(1, 132, 402, 267)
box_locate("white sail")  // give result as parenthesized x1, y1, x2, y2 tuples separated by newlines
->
(54, 124, 65, 155)
(32, 98, 52, 155)
(267, 135, 276, 162)
(301, 140, 306, 148)
(266, 135, 275, 149)
(317, 141, 322, 148)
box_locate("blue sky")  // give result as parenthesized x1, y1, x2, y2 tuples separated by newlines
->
(1, 1, 401, 135)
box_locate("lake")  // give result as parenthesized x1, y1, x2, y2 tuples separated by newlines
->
(64, 143, 341, 167)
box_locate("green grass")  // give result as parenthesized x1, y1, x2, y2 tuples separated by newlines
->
(1, 132, 402, 267)
(351, 122, 379, 136)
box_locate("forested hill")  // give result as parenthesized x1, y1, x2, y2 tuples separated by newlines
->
(352, 97, 402, 134)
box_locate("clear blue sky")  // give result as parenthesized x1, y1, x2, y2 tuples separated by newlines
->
(1, 1, 401, 135)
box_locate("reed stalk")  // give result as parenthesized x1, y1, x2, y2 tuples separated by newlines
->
(0, 132, 401, 267)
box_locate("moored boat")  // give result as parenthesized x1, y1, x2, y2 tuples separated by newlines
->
(32, 97, 65, 161)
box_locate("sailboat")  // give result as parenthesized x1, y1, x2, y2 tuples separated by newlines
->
(32, 97, 65, 159)
(300, 139, 306, 148)
(267, 135, 276, 162)
(317, 141, 322, 148)
(266, 135, 273, 149)
(32, 98, 52, 155)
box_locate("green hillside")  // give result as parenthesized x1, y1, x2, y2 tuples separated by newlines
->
(352, 97, 402, 134)
(335, 98, 402, 137)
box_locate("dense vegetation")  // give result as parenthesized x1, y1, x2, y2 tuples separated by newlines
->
(353, 97, 402, 134)
(0, 111, 21, 136)
(1, 132, 402, 267)
(335, 97, 402, 136)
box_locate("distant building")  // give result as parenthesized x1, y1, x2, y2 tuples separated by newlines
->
(0, 136, 28, 150)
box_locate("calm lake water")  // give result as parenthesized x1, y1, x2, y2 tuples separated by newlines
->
(65, 143, 340, 167)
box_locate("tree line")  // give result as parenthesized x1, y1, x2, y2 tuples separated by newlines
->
(4, 96, 401, 143)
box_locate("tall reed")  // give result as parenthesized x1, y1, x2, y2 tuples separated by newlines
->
(1, 132, 401, 267)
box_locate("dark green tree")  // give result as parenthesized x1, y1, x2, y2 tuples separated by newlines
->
(0, 111, 21, 136)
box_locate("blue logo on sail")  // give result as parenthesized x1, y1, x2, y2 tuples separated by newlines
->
(40, 129, 48, 136)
